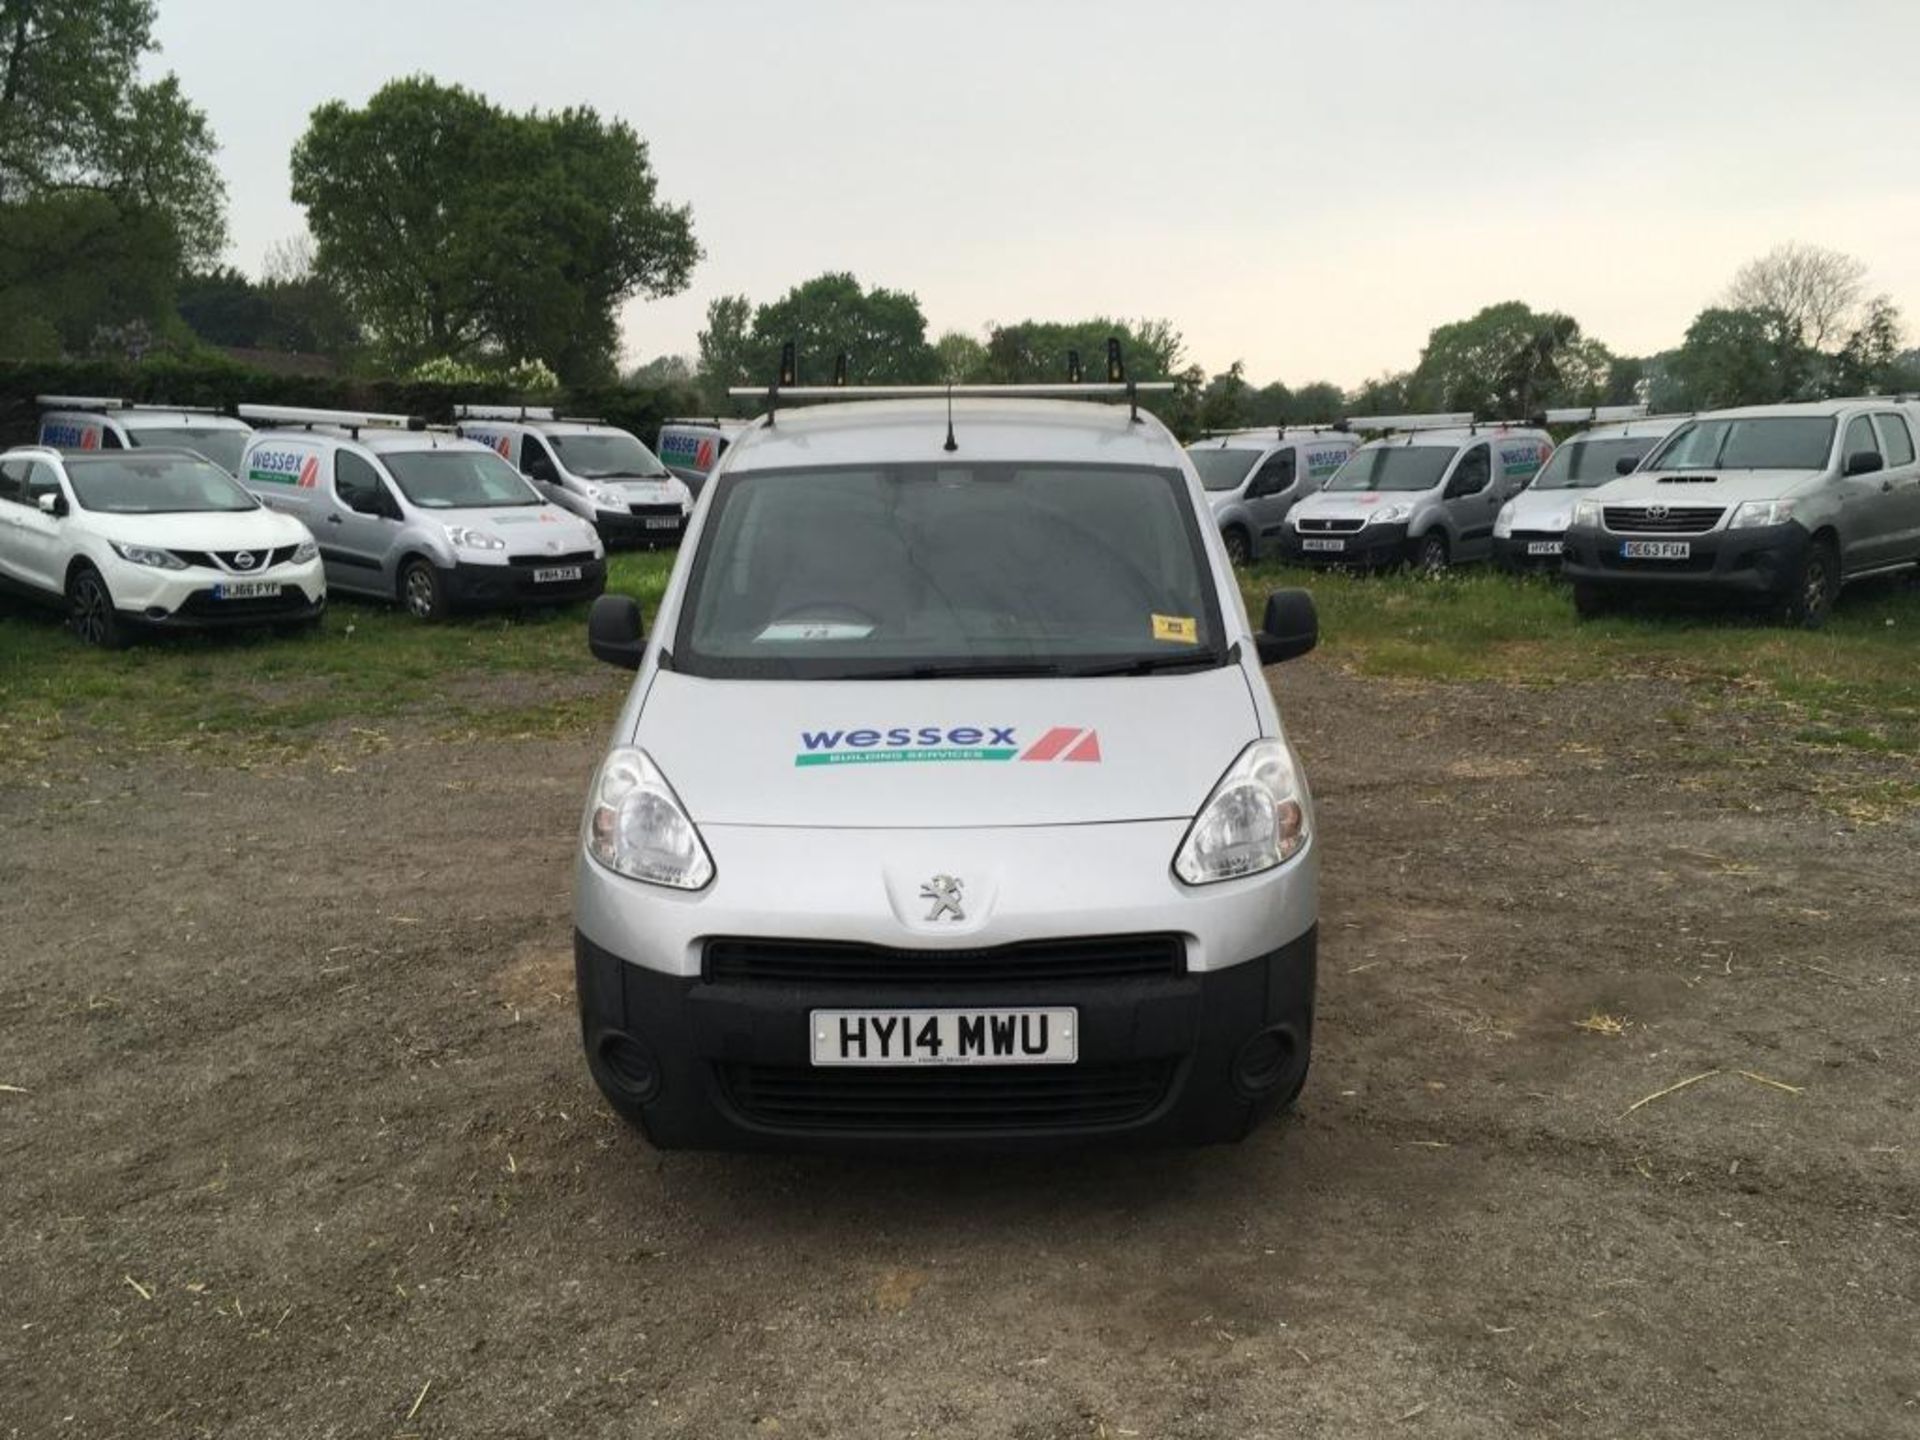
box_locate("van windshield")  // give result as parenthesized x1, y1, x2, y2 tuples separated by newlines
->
(547, 430, 672, 480)
(675, 463, 1227, 680)
(1188, 448, 1261, 492)
(1532, 437, 1656, 490)
(383, 450, 542, 508)
(127, 427, 248, 476)
(1324, 446, 1454, 493)
(1646, 418, 1835, 472)
(65, 453, 260, 514)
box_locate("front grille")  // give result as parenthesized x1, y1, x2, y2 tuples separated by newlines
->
(703, 934, 1185, 986)
(171, 545, 300, 571)
(627, 503, 683, 518)
(176, 588, 312, 618)
(1604, 506, 1723, 534)
(720, 1060, 1175, 1133)
(1296, 516, 1366, 534)
(507, 550, 598, 568)
(1510, 530, 1564, 544)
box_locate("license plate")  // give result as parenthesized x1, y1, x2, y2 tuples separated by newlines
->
(532, 565, 583, 583)
(643, 517, 680, 530)
(213, 580, 282, 600)
(811, 1007, 1078, 1067)
(1300, 537, 1346, 552)
(1526, 540, 1563, 556)
(1621, 540, 1690, 560)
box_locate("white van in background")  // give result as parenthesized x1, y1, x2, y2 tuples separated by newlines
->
(657, 418, 750, 497)
(455, 406, 690, 546)
(1281, 415, 1553, 571)
(1186, 428, 1360, 565)
(36, 397, 254, 477)
(1493, 409, 1687, 571)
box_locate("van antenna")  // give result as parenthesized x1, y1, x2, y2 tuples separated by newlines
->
(1107, 337, 1141, 423)
(1067, 349, 1083, 384)
(833, 352, 849, 387)
(943, 385, 958, 453)
(769, 341, 795, 428)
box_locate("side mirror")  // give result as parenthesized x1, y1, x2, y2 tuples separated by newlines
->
(36, 491, 66, 517)
(1615, 455, 1640, 476)
(588, 594, 647, 670)
(1844, 449, 1884, 478)
(1254, 589, 1317, 666)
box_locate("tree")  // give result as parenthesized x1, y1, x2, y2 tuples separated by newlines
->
(746, 272, 938, 386)
(627, 353, 696, 388)
(1724, 243, 1866, 352)
(1832, 296, 1907, 395)
(934, 330, 988, 384)
(695, 294, 754, 405)
(1198, 360, 1250, 433)
(1409, 301, 1610, 417)
(290, 77, 698, 382)
(980, 317, 1184, 383)
(1666, 306, 1813, 409)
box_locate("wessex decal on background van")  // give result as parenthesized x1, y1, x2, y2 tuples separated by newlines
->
(793, 724, 1104, 767)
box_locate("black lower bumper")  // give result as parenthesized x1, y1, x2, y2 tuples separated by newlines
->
(443, 558, 607, 609)
(594, 511, 686, 546)
(131, 591, 326, 631)
(1277, 521, 1408, 568)
(575, 927, 1317, 1153)
(1493, 535, 1565, 573)
(1561, 521, 1806, 595)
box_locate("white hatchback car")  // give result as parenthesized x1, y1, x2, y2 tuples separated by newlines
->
(0, 446, 324, 647)
(573, 385, 1323, 1152)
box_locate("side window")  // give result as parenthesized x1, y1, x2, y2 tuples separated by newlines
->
(1448, 444, 1491, 495)
(521, 434, 557, 479)
(335, 451, 389, 513)
(24, 461, 62, 505)
(1874, 413, 1915, 468)
(99, 427, 124, 450)
(0, 459, 27, 505)
(1248, 450, 1297, 498)
(1843, 415, 1881, 467)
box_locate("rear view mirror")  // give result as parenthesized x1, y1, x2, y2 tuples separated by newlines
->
(588, 594, 647, 670)
(1844, 449, 1885, 478)
(1615, 455, 1640, 476)
(1254, 589, 1317, 666)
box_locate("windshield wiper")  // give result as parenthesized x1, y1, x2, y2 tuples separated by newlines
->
(840, 662, 1070, 681)
(1065, 652, 1229, 677)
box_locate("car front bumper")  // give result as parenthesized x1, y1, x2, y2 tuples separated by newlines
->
(573, 818, 1319, 1152)
(442, 556, 608, 608)
(1277, 521, 1408, 568)
(1493, 533, 1567, 572)
(111, 559, 327, 629)
(1561, 521, 1808, 594)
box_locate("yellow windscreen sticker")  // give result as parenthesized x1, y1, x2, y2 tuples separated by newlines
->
(1152, 614, 1198, 644)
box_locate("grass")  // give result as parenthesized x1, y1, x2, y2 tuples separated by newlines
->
(3, 549, 1916, 794)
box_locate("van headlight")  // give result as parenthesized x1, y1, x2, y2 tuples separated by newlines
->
(1571, 500, 1604, 528)
(1729, 499, 1796, 529)
(586, 747, 714, 891)
(444, 525, 504, 552)
(1368, 503, 1412, 525)
(1493, 504, 1515, 539)
(1173, 739, 1308, 885)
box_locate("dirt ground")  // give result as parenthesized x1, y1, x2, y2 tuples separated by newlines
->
(1, 654, 1915, 1439)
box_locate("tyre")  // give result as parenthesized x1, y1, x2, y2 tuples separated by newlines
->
(400, 559, 449, 622)
(1411, 531, 1449, 574)
(1572, 582, 1619, 619)
(1222, 527, 1252, 567)
(1775, 536, 1840, 629)
(67, 565, 126, 649)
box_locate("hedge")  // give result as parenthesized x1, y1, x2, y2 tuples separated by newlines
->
(0, 355, 712, 448)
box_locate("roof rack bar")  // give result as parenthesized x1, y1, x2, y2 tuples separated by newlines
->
(1337, 412, 1475, 433)
(725, 382, 1174, 401)
(237, 403, 425, 432)
(455, 404, 557, 422)
(36, 394, 129, 411)
(1535, 404, 1651, 426)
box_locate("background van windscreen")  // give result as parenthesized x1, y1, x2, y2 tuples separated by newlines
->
(1189, 449, 1262, 491)
(1532, 437, 1653, 489)
(1325, 446, 1454, 493)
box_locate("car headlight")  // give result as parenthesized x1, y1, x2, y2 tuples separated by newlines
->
(110, 541, 188, 570)
(444, 525, 505, 552)
(1729, 499, 1796, 529)
(1571, 500, 1603, 528)
(586, 747, 714, 891)
(1493, 504, 1515, 539)
(1173, 738, 1309, 886)
(1368, 503, 1411, 525)
(292, 538, 319, 565)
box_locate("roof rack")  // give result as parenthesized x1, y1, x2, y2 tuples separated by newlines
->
(237, 403, 425, 435)
(726, 382, 1175, 401)
(36, 395, 227, 417)
(1336, 412, 1475, 433)
(1532, 405, 1651, 426)
(660, 416, 750, 428)
(455, 404, 556, 422)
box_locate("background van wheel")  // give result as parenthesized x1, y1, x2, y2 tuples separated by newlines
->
(1776, 537, 1839, 629)
(400, 560, 448, 622)
(68, 566, 126, 649)
(1411, 532, 1448, 574)
(1223, 527, 1252, 567)
(1572, 583, 1617, 619)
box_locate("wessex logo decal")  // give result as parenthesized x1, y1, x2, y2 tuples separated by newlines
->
(795, 725, 1102, 768)
(42, 423, 100, 450)
(248, 450, 319, 487)
(1500, 443, 1548, 478)
(661, 433, 716, 470)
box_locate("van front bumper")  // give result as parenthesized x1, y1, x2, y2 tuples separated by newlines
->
(575, 925, 1316, 1153)
(594, 508, 686, 546)
(443, 556, 607, 609)
(1562, 521, 1807, 595)
(1277, 521, 1408, 568)
(1493, 534, 1567, 573)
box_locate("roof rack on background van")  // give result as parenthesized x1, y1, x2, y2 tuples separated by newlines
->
(455, 404, 557, 422)
(36, 395, 225, 417)
(1336, 413, 1475, 433)
(237, 404, 427, 437)
(1533, 405, 1651, 426)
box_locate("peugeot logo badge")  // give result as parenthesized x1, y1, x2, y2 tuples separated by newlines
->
(1644, 505, 1669, 522)
(232, 550, 257, 570)
(919, 875, 965, 922)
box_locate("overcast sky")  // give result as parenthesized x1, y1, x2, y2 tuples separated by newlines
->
(154, 0, 1920, 386)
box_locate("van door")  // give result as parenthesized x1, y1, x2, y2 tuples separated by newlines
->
(1243, 448, 1299, 546)
(1441, 443, 1496, 559)
(519, 433, 569, 506)
(325, 450, 404, 594)
(1870, 411, 1920, 567)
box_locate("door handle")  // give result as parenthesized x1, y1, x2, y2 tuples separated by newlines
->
(1881, 480, 1895, 493)
(326, 513, 344, 524)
